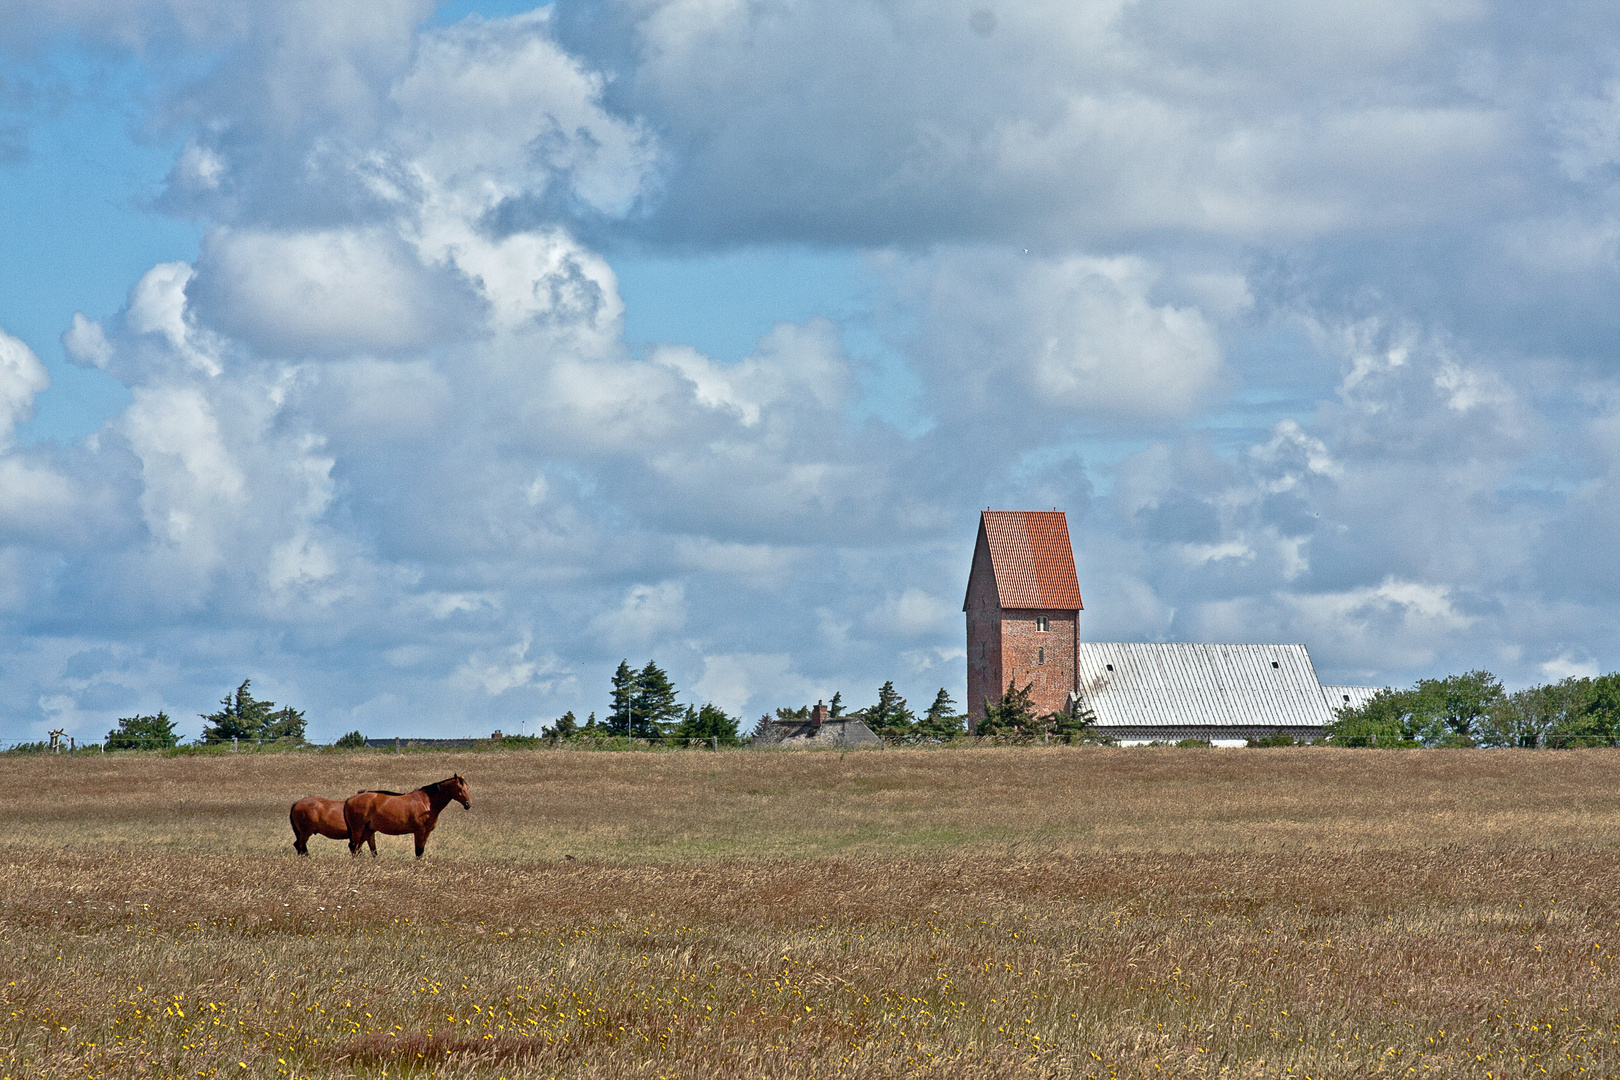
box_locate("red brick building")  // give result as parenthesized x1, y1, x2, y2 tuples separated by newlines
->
(963, 510, 1085, 729)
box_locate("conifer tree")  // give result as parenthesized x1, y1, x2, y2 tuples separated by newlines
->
(609, 660, 637, 736)
(675, 703, 742, 745)
(632, 660, 681, 739)
(979, 679, 1038, 739)
(198, 680, 305, 744)
(865, 680, 916, 742)
(917, 688, 965, 740)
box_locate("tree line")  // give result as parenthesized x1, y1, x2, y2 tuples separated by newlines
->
(1327, 670, 1620, 747)
(101, 679, 310, 750)
(540, 660, 745, 745)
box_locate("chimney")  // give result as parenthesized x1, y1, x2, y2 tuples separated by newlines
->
(810, 701, 828, 730)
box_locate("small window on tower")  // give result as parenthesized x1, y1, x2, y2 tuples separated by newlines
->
(1036, 615, 1050, 632)
(1038, 647, 1045, 665)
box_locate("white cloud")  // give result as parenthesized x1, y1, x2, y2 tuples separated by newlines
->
(589, 581, 688, 646)
(908, 252, 1224, 426)
(62, 314, 113, 370)
(690, 652, 824, 718)
(187, 227, 482, 357)
(1540, 653, 1600, 682)
(455, 634, 564, 696)
(0, 329, 50, 448)
(865, 588, 955, 638)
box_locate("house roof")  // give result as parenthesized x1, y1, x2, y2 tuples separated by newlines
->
(972, 510, 1084, 610)
(1075, 643, 1335, 731)
(1321, 685, 1386, 713)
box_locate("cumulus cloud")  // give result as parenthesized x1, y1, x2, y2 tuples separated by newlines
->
(551, 0, 1528, 245)
(589, 581, 688, 646)
(186, 227, 484, 357)
(12, 0, 1620, 747)
(904, 252, 1225, 429)
(0, 328, 49, 447)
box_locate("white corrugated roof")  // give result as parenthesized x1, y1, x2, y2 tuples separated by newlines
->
(1076, 643, 1335, 731)
(1321, 685, 1385, 713)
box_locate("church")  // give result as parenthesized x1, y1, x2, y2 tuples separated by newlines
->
(963, 510, 1379, 744)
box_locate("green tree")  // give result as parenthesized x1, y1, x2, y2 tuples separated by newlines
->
(105, 712, 179, 751)
(581, 711, 601, 736)
(1479, 678, 1591, 747)
(916, 688, 965, 741)
(828, 691, 844, 717)
(200, 680, 272, 743)
(334, 730, 366, 749)
(776, 704, 810, 719)
(631, 661, 682, 739)
(547, 710, 579, 739)
(1049, 703, 1099, 743)
(262, 705, 307, 742)
(1553, 673, 1620, 746)
(199, 680, 305, 744)
(1326, 688, 1424, 747)
(979, 680, 1039, 739)
(609, 660, 638, 736)
(1412, 670, 1503, 746)
(865, 681, 916, 742)
(675, 703, 742, 745)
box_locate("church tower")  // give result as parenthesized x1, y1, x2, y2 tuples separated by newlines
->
(963, 511, 1084, 728)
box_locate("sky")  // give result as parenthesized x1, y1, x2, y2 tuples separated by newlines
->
(4, 0, 1620, 744)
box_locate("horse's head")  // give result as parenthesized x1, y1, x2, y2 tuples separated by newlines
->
(448, 773, 470, 809)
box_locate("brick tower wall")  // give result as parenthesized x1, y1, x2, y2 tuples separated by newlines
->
(998, 609, 1078, 717)
(965, 535, 1001, 725)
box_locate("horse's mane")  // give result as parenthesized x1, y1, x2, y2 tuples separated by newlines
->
(358, 788, 406, 796)
(423, 775, 462, 791)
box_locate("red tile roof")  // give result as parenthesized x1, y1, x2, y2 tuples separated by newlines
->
(979, 511, 1083, 610)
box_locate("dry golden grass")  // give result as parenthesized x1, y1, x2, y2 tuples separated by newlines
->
(3, 745, 1618, 1078)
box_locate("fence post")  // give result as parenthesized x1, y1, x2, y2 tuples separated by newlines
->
(711, 736, 718, 752)
(395, 737, 402, 755)
(232, 736, 238, 753)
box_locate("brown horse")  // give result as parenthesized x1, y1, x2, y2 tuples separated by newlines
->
(289, 793, 395, 856)
(344, 775, 470, 859)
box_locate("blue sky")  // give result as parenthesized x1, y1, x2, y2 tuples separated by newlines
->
(5, 0, 1620, 743)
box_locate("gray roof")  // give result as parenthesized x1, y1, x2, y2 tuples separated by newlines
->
(753, 718, 882, 747)
(1075, 643, 1335, 732)
(1321, 685, 1386, 713)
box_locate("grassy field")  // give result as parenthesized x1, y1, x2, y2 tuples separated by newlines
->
(3, 746, 1618, 1078)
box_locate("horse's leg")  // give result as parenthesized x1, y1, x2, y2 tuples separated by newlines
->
(367, 829, 378, 858)
(294, 828, 309, 856)
(414, 825, 430, 859)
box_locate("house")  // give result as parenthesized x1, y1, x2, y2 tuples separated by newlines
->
(963, 510, 1085, 725)
(964, 510, 1382, 742)
(753, 701, 882, 747)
